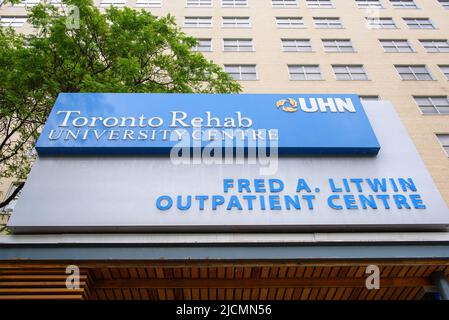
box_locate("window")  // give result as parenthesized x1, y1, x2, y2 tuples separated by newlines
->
(419, 40, 449, 52)
(404, 18, 435, 29)
(193, 39, 212, 52)
(380, 39, 414, 52)
(333, 65, 369, 80)
(184, 17, 212, 28)
(186, 0, 212, 7)
(414, 96, 449, 114)
(223, 39, 254, 51)
(313, 17, 343, 28)
(14, 0, 40, 7)
(0, 16, 27, 27)
(100, 0, 126, 7)
(288, 65, 323, 80)
(275, 17, 304, 28)
(355, 0, 383, 8)
(360, 95, 380, 101)
(306, 0, 334, 8)
(390, 0, 417, 8)
(437, 135, 449, 156)
(222, 16, 251, 27)
(395, 65, 433, 80)
(438, 0, 449, 9)
(224, 65, 257, 80)
(366, 17, 397, 29)
(222, 0, 248, 7)
(438, 65, 449, 80)
(272, 0, 298, 7)
(135, 0, 162, 7)
(281, 39, 312, 52)
(323, 39, 355, 52)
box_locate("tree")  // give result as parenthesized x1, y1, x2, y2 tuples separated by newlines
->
(0, 0, 241, 182)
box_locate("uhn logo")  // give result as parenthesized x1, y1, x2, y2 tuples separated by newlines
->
(276, 97, 356, 113)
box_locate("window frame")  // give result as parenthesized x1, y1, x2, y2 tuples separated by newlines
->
(222, 16, 251, 28)
(395, 65, 434, 81)
(223, 38, 255, 52)
(379, 39, 415, 52)
(288, 65, 323, 81)
(184, 16, 213, 28)
(332, 65, 369, 81)
(313, 17, 344, 29)
(322, 39, 355, 52)
(413, 96, 449, 115)
(224, 64, 258, 81)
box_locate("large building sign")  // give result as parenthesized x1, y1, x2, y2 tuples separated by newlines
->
(35, 93, 380, 155)
(7, 94, 449, 233)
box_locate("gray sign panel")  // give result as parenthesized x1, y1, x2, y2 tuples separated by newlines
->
(7, 101, 449, 233)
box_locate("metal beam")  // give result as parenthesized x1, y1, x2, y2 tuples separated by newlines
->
(1, 244, 449, 260)
(432, 272, 449, 300)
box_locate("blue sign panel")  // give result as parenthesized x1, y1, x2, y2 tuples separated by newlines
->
(35, 93, 380, 155)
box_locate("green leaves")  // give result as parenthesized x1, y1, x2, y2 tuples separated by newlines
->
(0, 0, 240, 179)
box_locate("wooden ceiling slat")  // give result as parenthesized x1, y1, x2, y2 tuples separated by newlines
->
(156, 288, 166, 300)
(217, 288, 225, 300)
(348, 288, 362, 300)
(225, 266, 234, 279)
(217, 267, 225, 279)
(320, 267, 332, 278)
(406, 287, 423, 300)
(181, 267, 190, 279)
(104, 289, 115, 300)
(163, 288, 173, 300)
(397, 266, 411, 278)
(381, 266, 393, 277)
(209, 267, 217, 279)
(183, 288, 192, 300)
(300, 288, 311, 300)
(242, 288, 252, 300)
(234, 267, 243, 279)
(155, 268, 165, 279)
(259, 288, 269, 300)
(260, 267, 270, 278)
(304, 267, 314, 278)
(0, 288, 84, 294)
(283, 288, 294, 300)
(141, 288, 150, 300)
(325, 287, 337, 300)
(398, 287, 412, 300)
(278, 266, 288, 278)
(113, 288, 123, 300)
(146, 268, 157, 279)
(338, 267, 350, 278)
(312, 267, 323, 278)
(291, 288, 302, 300)
(200, 288, 208, 300)
(341, 287, 353, 300)
(317, 288, 329, 300)
(333, 287, 346, 300)
(0, 281, 86, 287)
(286, 267, 296, 278)
(309, 288, 320, 300)
(128, 268, 139, 279)
(328, 266, 340, 278)
(365, 288, 378, 300)
(295, 266, 306, 278)
(93, 276, 432, 289)
(200, 267, 208, 279)
(0, 295, 83, 300)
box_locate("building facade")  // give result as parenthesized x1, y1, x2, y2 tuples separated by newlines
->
(1, 0, 449, 300)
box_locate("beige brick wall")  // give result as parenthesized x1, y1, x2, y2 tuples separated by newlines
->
(1, 0, 449, 208)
